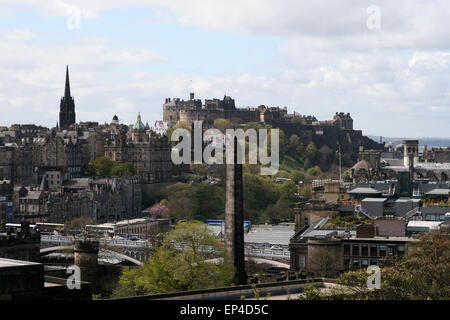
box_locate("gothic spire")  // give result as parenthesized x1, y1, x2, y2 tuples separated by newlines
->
(65, 65, 71, 98)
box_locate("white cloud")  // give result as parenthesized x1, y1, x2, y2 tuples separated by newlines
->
(1, 1, 450, 137)
(3, 29, 35, 41)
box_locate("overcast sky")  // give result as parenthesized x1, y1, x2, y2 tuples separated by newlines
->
(0, 1, 449, 137)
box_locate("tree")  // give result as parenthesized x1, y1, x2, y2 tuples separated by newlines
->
(111, 162, 136, 177)
(288, 134, 301, 157)
(304, 142, 317, 164)
(290, 170, 305, 184)
(192, 183, 224, 221)
(278, 180, 298, 204)
(306, 165, 322, 177)
(164, 183, 195, 221)
(93, 156, 114, 176)
(264, 200, 294, 223)
(65, 216, 95, 232)
(113, 221, 235, 297)
(213, 118, 233, 132)
(299, 186, 312, 199)
(190, 163, 209, 178)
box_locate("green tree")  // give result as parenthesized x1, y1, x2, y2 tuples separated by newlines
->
(213, 118, 233, 132)
(306, 165, 322, 177)
(113, 221, 235, 297)
(111, 162, 136, 177)
(278, 180, 298, 204)
(93, 156, 114, 176)
(164, 183, 195, 221)
(304, 142, 317, 163)
(264, 200, 294, 223)
(192, 183, 225, 221)
(288, 134, 300, 154)
(299, 186, 312, 199)
(290, 170, 305, 184)
(190, 163, 209, 178)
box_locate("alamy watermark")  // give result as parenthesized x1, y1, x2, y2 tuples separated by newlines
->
(366, 5, 381, 30)
(366, 265, 381, 289)
(171, 121, 279, 175)
(66, 265, 81, 290)
(65, 3, 82, 30)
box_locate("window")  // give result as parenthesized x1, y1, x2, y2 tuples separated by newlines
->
(352, 244, 360, 256)
(370, 259, 378, 266)
(370, 244, 378, 256)
(361, 259, 368, 267)
(387, 246, 393, 256)
(379, 245, 387, 257)
(361, 244, 369, 256)
(343, 244, 350, 256)
(299, 255, 306, 268)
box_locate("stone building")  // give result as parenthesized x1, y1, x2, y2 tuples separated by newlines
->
(0, 180, 13, 225)
(10, 177, 141, 224)
(289, 219, 418, 274)
(32, 134, 84, 180)
(104, 113, 172, 184)
(349, 148, 381, 182)
(0, 143, 34, 185)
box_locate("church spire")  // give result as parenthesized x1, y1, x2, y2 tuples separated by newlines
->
(65, 65, 71, 98)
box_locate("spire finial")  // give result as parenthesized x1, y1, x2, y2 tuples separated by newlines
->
(65, 65, 71, 98)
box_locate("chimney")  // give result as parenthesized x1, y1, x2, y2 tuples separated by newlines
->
(190, 92, 195, 100)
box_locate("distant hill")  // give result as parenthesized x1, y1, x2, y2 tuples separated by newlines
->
(368, 136, 450, 148)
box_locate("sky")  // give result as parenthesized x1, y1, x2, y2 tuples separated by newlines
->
(0, 1, 449, 138)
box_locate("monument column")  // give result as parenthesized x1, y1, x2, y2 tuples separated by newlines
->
(224, 138, 247, 285)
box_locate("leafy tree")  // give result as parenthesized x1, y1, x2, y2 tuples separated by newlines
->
(113, 221, 235, 297)
(288, 134, 301, 157)
(111, 162, 136, 177)
(304, 142, 317, 164)
(306, 165, 322, 177)
(164, 183, 195, 221)
(65, 216, 95, 232)
(295, 143, 305, 159)
(278, 180, 298, 204)
(290, 170, 305, 184)
(213, 118, 233, 132)
(190, 163, 209, 178)
(192, 183, 225, 221)
(264, 200, 294, 223)
(299, 186, 312, 199)
(93, 156, 114, 176)
(243, 173, 279, 220)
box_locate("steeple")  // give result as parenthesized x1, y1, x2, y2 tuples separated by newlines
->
(59, 65, 76, 129)
(65, 65, 71, 98)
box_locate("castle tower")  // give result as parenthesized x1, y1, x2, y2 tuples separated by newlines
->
(403, 140, 419, 167)
(224, 137, 247, 285)
(59, 66, 76, 129)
